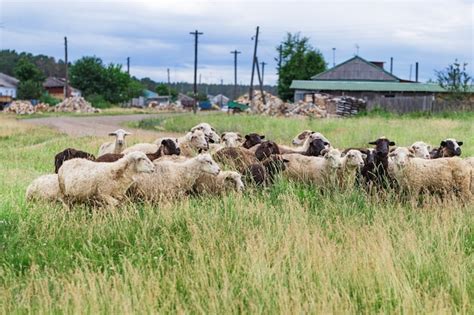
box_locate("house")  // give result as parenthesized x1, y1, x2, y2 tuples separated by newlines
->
(177, 93, 196, 108)
(143, 89, 170, 107)
(290, 56, 451, 113)
(0, 73, 19, 107)
(210, 94, 229, 107)
(43, 77, 81, 100)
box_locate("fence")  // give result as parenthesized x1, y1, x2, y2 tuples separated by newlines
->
(367, 95, 473, 113)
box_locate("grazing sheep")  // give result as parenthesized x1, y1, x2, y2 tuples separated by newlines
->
(255, 141, 281, 161)
(191, 123, 220, 144)
(292, 130, 313, 146)
(242, 133, 265, 149)
(281, 132, 331, 154)
(178, 129, 210, 157)
(95, 139, 180, 162)
(208, 132, 244, 154)
(410, 141, 432, 159)
(26, 174, 60, 201)
(193, 171, 244, 194)
(245, 155, 289, 186)
(282, 148, 342, 186)
(368, 137, 396, 188)
(338, 149, 366, 190)
(389, 147, 471, 201)
(430, 138, 463, 158)
(130, 154, 220, 201)
(213, 147, 258, 173)
(125, 137, 180, 155)
(98, 129, 131, 156)
(54, 148, 95, 173)
(58, 152, 155, 207)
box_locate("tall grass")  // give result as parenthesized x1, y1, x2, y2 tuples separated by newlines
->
(1, 114, 473, 313)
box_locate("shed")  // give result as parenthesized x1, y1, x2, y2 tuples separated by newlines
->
(0, 73, 19, 106)
(43, 77, 81, 100)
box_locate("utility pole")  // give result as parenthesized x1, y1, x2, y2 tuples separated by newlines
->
(409, 64, 413, 81)
(127, 57, 130, 74)
(64, 36, 68, 99)
(332, 48, 336, 67)
(255, 57, 265, 104)
(190, 30, 203, 114)
(230, 50, 241, 100)
(167, 68, 171, 104)
(249, 26, 260, 106)
(260, 61, 267, 85)
(390, 57, 393, 74)
(278, 44, 282, 87)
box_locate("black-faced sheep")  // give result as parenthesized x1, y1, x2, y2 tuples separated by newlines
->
(95, 139, 180, 162)
(430, 138, 463, 158)
(242, 133, 265, 149)
(58, 151, 154, 207)
(98, 129, 131, 156)
(368, 137, 396, 188)
(255, 141, 281, 161)
(54, 148, 96, 173)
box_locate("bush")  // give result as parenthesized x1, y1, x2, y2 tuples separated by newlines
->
(39, 93, 60, 106)
(86, 94, 113, 109)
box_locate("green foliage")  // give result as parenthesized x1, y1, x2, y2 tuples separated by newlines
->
(70, 56, 144, 104)
(17, 80, 43, 100)
(13, 58, 45, 99)
(0, 49, 65, 78)
(155, 83, 178, 99)
(39, 92, 61, 106)
(277, 33, 326, 101)
(436, 60, 472, 99)
(85, 93, 113, 109)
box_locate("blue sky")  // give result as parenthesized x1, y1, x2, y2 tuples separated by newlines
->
(1, 0, 472, 85)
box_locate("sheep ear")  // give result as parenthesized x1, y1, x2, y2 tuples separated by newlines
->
(408, 148, 415, 154)
(389, 141, 395, 146)
(260, 135, 265, 139)
(161, 140, 167, 145)
(208, 138, 215, 144)
(125, 131, 132, 135)
(361, 153, 367, 159)
(221, 133, 226, 139)
(323, 141, 329, 146)
(108, 132, 117, 136)
(341, 152, 346, 157)
(388, 152, 396, 157)
(321, 148, 329, 155)
(440, 141, 446, 146)
(389, 147, 396, 152)
(245, 135, 250, 140)
(368, 141, 376, 145)
(283, 159, 290, 163)
(458, 141, 463, 146)
(427, 145, 432, 151)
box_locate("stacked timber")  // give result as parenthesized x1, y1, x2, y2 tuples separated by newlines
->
(54, 97, 100, 113)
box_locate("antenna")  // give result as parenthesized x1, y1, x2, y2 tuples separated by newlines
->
(355, 44, 359, 56)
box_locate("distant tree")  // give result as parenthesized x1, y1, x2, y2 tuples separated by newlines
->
(436, 60, 472, 99)
(70, 56, 106, 97)
(155, 83, 178, 99)
(276, 33, 326, 101)
(14, 58, 45, 99)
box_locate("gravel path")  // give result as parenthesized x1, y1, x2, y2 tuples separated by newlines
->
(25, 114, 179, 139)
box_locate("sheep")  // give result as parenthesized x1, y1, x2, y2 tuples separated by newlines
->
(54, 148, 96, 173)
(282, 148, 342, 186)
(190, 123, 220, 144)
(26, 174, 60, 201)
(430, 138, 463, 158)
(280, 132, 331, 154)
(245, 155, 289, 186)
(242, 133, 265, 149)
(292, 130, 313, 146)
(95, 139, 180, 162)
(388, 147, 471, 201)
(208, 132, 244, 154)
(410, 141, 431, 159)
(338, 149, 366, 190)
(255, 141, 281, 161)
(368, 137, 396, 188)
(193, 171, 244, 194)
(98, 129, 131, 156)
(136, 130, 208, 157)
(130, 154, 220, 201)
(213, 147, 258, 173)
(58, 151, 155, 207)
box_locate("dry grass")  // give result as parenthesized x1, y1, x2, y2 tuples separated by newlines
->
(0, 114, 473, 314)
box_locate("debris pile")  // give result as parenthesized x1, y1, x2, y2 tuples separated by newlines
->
(235, 91, 365, 118)
(148, 101, 185, 112)
(53, 97, 100, 113)
(3, 100, 36, 115)
(34, 102, 50, 113)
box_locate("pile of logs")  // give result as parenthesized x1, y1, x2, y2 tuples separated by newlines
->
(237, 91, 286, 116)
(3, 101, 51, 115)
(148, 101, 185, 112)
(334, 96, 366, 117)
(53, 97, 101, 113)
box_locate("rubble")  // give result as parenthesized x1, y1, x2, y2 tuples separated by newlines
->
(53, 97, 101, 113)
(235, 91, 365, 118)
(148, 101, 185, 112)
(3, 100, 36, 115)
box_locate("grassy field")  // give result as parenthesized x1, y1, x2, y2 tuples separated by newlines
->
(1, 113, 473, 313)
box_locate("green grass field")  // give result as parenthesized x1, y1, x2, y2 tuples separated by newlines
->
(1, 113, 473, 313)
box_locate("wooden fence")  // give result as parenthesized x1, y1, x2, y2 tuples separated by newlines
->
(367, 95, 473, 113)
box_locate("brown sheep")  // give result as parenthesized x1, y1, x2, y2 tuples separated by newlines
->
(54, 148, 95, 173)
(213, 147, 258, 173)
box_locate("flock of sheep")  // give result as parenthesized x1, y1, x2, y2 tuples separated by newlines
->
(26, 122, 474, 207)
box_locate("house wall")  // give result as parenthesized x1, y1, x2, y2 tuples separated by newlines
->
(314, 58, 398, 81)
(0, 87, 17, 98)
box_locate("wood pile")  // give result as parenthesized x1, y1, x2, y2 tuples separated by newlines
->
(148, 101, 185, 112)
(237, 91, 286, 115)
(3, 101, 36, 115)
(53, 97, 101, 113)
(285, 101, 328, 118)
(334, 96, 366, 117)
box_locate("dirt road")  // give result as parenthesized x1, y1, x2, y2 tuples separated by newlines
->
(26, 114, 179, 139)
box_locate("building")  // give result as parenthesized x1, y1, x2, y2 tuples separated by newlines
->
(290, 56, 449, 113)
(0, 73, 19, 107)
(43, 77, 81, 100)
(210, 94, 229, 107)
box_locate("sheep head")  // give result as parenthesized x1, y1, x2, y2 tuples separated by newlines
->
(341, 149, 365, 169)
(410, 141, 431, 159)
(368, 137, 396, 157)
(243, 133, 265, 149)
(388, 147, 415, 167)
(126, 152, 155, 173)
(255, 141, 280, 161)
(221, 132, 243, 148)
(440, 138, 463, 157)
(196, 154, 220, 175)
(322, 148, 343, 170)
(191, 123, 220, 144)
(108, 129, 131, 146)
(160, 139, 181, 156)
(292, 130, 313, 146)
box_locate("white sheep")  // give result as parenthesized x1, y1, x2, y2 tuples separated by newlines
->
(193, 171, 244, 194)
(98, 129, 131, 157)
(190, 122, 220, 144)
(26, 174, 60, 202)
(338, 149, 366, 189)
(130, 153, 221, 201)
(389, 147, 471, 201)
(292, 130, 313, 146)
(58, 151, 154, 207)
(209, 132, 244, 153)
(282, 148, 342, 185)
(280, 131, 331, 154)
(409, 141, 432, 159)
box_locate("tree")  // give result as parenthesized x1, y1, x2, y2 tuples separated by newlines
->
(436, 60, 472, 99)
(70, 56, 106, 97)
(14, 58, 45, 99)
(276, 33, 326, 101)
(155, 83, 178, 99)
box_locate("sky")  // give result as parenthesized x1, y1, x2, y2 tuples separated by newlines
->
(0, 0, 473, 85)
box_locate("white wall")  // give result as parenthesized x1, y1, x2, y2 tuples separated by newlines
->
(0, 87, 17, 98)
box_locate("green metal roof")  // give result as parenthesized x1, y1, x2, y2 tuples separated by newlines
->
(290, 80, 448, 93)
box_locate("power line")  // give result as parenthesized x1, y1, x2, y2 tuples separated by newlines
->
(249, 26, 260, 106)
(190, 30, 203, 114)
(230, 50, 241, 100)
